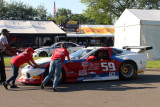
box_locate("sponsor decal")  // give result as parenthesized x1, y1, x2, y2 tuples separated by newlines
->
(109, 72, 115, 76)
(82, 61, 88, 67)
(93, 67, 99, 70)
(79, 70, 87, 76)
(79, 27, 114, 34)
(68, 71, 74, 74)
(32, 76, 40, 79)
(88, 72, 96, 75)
(94, 63, 100, 66)
(77, 77, 84, 81)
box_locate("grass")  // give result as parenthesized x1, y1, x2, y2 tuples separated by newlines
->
(146, 60, 160, 68)
(4, 57, 45, 67)
(4, 57, 160, 68)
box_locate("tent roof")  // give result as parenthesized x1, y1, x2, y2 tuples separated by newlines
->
(115, 9, 160, 27)
(128, 9, 160, 21)
(0, 20, 66, 35)
(67, 25, 114, 37)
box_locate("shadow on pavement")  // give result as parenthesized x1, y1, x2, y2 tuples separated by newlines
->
(8, 74, 160, 92)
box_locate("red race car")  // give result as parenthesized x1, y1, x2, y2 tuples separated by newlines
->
(18, 46, 152, 84)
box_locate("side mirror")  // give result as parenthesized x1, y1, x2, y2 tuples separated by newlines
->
(87, 56, 96, 61)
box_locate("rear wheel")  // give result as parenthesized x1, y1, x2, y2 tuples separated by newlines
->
(39, 51, 48, 57)
(119, 61, 137, 80)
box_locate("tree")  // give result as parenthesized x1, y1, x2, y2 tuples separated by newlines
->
(0, 0, 48, 20)
(55, 8, 72, 18)
(70, 14, 94, 24)
(35, 5, 48, 20)
(81, 0, 160, 24)
(53, 8, 72, 25)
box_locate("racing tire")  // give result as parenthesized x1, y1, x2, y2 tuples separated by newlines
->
(119, 61, 137, 80)
(39, 51, 48, 57)
(43, 67, 65, 84)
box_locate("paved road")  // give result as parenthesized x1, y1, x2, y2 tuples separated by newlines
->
(0, 68, 160, 107)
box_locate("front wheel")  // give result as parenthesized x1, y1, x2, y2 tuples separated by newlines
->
(119, 61, 137, 80)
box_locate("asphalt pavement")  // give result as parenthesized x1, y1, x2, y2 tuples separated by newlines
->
(0, 67, 160, 107)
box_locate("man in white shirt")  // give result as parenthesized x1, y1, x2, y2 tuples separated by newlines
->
(0, 29, 17, 84)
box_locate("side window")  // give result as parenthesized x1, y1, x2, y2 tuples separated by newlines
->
(94, 50, 110, 61)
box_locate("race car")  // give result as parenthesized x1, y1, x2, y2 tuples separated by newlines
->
(18, 46, 152, 84)
(33, 42, 84, 57)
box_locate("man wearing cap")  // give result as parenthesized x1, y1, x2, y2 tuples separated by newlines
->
(41, 43, 71, 92)
(3, 47, 44, 89)
(0, 29, 17, 84)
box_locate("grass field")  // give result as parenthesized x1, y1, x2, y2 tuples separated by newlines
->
(4, 57, 44, 67)
(3, 57, 160, 68)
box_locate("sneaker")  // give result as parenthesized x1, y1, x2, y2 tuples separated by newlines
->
(53, 88, 59, 92)
(40, 83, 44, 90)
(3, 82, 8, 90)
(10, 84, 19, 88)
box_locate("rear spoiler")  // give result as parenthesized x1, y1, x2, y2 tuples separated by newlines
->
(123, 46, 153, 53)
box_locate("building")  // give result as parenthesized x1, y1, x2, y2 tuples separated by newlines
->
(0, 20, 66, 50)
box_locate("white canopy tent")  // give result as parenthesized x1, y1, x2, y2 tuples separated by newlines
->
(115, 9, 160, 60)
(0, 20, 66, 35)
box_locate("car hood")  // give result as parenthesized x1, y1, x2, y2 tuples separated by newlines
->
(34, 57, 51, 64)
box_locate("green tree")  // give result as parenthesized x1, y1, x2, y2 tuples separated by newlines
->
(55, 8, 72, 18)
(81, 0, 160, 24)
(70, 14, 92, 24)
(35, 5, 48, 20)
(53, 8, 72, 25)
(0, 0, 8, 19)
(0, 1, 48, 20)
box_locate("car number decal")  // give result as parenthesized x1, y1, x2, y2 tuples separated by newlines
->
(101, 62, 116, 71)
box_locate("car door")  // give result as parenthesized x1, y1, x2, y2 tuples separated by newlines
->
(63, 60, 88, 78)
(88, 48, 117, 77)
(98, 48, 117, 77)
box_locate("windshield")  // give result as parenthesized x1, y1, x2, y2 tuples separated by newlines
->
(70, 49, 92, 59)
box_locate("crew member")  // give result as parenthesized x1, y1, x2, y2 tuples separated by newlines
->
(0, 29, 17, 84)
(3, 47, 44, 90)
(41, 43, 71, 91)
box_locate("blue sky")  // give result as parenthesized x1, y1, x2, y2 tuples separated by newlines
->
(5, 0, 87, 14)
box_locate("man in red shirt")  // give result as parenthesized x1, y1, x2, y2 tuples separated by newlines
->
(3, 47, 43, 90)
(41, 43, 71, 91)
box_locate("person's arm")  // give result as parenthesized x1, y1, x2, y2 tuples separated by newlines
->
(67, 55, 71, 62)
(30, 60, 44, 68)
(3, 48, 16, 55)
(4, 44, 17, 52)
(27, 61, 34, 67)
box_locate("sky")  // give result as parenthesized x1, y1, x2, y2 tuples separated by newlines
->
(5, 0, 87, 14)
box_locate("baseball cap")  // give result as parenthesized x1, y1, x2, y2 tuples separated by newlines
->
(1, 29, 10, 33)
(25, 47, 35, 52)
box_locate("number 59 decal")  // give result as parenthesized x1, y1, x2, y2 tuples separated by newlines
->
(101, 62, 116, 71)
